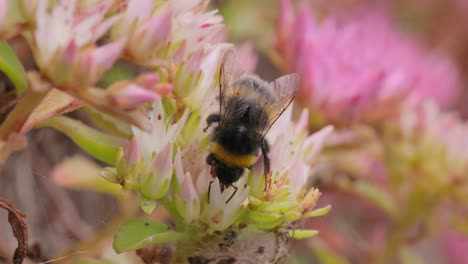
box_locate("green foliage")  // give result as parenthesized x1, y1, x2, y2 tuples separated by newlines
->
(98, 62, 135, 88)
(83, 106, 133, 139)
(39, 116, 125, 165)
(288, 229, 319, 240)
(0, 41, 28, 94)
(113, 218, 184, 253)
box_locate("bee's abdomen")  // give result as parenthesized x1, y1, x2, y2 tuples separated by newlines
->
(211, 143, 257, 168)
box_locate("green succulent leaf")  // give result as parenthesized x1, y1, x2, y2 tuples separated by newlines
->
(247, 211, 285, 230)
(53, 156, 122, 196)
(83, 106, 132, 139)
(113, 218, 183, 253)
(303, 205, 332, 218)
(0, 41, 28, 95)
(39, 116, 126, 164)
(256, 201, 297, 212)
(288, 229, 319, 240)
(348, 181, 397, 216)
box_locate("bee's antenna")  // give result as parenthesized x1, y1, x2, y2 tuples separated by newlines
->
(207, 180, 214, 204)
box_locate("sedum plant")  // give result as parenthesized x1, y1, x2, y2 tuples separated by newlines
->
(0, 0, 332, 263)
(273, 0, 468, 263)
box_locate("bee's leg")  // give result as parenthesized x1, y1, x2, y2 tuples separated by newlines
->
(226, 184, 238, 204)
(204, 114, 220, 132)
(208, 180, 214, 204)
(206, 154, 217, 178)
(261, 138, 271, 191)
(206, 153, 217, 165)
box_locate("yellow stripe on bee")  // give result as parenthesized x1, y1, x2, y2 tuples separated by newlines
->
(212, 143, 257, 168)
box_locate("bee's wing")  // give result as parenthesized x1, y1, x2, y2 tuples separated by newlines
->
(218, 49, 245, 124)
(260, 73, 300, 137)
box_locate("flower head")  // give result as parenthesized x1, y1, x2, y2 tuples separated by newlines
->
(31, 0, 120, 87)
(26, 0, 123, 89)
(399, 101, 468, 188)
(276, 0, 460, 125)
(111, 0, 171, 63)
(106, 99, 189, 199)
(111, 0, 224, 66)
(103, 46, 332, 236)
(246, 108, 333, 229)
(443, 230, 468, 264)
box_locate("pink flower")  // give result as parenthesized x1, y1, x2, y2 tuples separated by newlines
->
(111, 0, 225, 66)
(111, 0, 172, 62)
(277, 0, 460, 125)
(105, 73, 172, 110)
(121, 138, 140, 170)
(29, 0, 124, 89)
(140, 142, 173, 200)
(443, 230, 468, 263)
(402, 101, 468, 181)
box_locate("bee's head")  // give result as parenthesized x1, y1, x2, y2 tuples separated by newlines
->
(213, 162, 244, 186)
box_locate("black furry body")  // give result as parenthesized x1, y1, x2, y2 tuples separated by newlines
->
(205, 76, 273, 201)
(204, 68, 298, 203)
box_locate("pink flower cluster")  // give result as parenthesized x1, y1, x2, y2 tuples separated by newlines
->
(277, 0, 460, 125)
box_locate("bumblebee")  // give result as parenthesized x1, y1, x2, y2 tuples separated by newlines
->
(205, 51, 299, 203)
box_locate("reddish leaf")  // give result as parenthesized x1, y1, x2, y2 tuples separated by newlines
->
(0, 199, 28, 264)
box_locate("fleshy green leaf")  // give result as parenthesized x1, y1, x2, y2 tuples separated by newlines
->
(256, 201, 297, 212)
(303, 205, 332, 218)
(247, 211, 285, 230)
(288, 229, 319, 240)
(113, 218, 183, 253)
(39, 116, 126, 165)
(247, 211, 283, 224)
(51, 155, 122, 196)
(353, 181, 397, 216)
(83, 106, 132, 139)
(0, 41, 28, 94)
